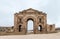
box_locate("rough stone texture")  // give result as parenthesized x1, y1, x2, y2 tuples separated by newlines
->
(14, 8, 55, 34)
(0, 26, 13, 33)
(47, 24, 55, 33)
(0, 8, 55, 35)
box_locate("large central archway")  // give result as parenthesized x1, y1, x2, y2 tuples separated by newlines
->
(23, 16, 37, 34)
(27, 19, 34, 34)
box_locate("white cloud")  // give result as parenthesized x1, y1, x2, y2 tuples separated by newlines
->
(55, 16, 60, 28)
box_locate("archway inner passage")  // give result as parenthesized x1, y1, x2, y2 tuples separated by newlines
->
(27, 20, 34, 34)
(19, 25, 22, 32)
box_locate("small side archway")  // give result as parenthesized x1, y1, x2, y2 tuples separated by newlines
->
(38, 25, 42, 31)
(19, 25, 22, 32)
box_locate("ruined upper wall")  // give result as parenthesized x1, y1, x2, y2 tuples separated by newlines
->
(0, 26, 14, 32)
(47, 24, 55, 33)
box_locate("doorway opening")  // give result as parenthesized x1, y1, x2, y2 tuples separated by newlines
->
(27, 20, 34, 34)
(19, 25, 22, 32)
(38, 25, 42, 31)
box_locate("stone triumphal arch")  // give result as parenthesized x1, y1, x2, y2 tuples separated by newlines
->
(14, 8, 55, 34)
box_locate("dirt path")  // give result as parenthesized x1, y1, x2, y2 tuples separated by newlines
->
(0, 32, 60, 39)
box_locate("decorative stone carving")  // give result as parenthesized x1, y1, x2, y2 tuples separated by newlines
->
(13, 8, 55, 34)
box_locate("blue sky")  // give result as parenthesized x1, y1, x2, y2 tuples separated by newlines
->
(0, 0, 60, 28)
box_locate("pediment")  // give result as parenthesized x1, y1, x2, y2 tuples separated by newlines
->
(16, 8, 46, 16)
(19, 8, 36, 13)
(26, 8, 36, 12)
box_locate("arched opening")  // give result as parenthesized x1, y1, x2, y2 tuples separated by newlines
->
(19, 25, 22, 32)
(38, 25, 42, 31)
(27, 20, 34, 33)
